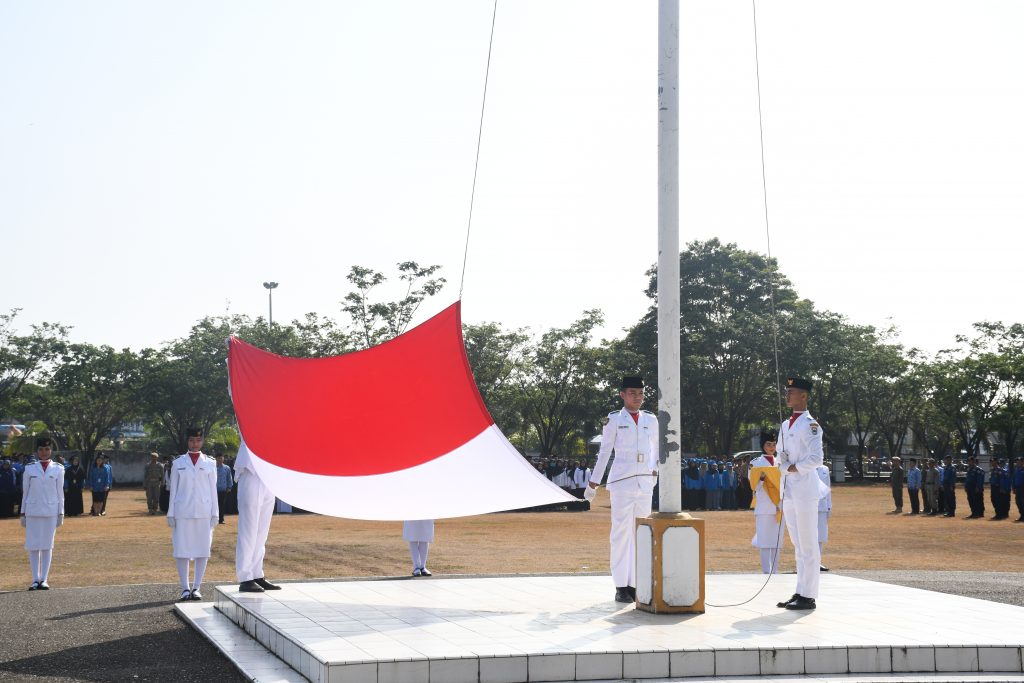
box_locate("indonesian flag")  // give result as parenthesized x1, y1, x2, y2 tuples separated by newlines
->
(227, 302, 575, 520)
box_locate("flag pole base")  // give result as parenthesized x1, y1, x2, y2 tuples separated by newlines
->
(635, 512, 705, 614)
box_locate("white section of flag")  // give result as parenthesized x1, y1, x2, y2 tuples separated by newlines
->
(243, 425, 576, 520)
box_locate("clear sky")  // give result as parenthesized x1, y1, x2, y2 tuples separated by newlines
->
(3, 1, 1022, 354)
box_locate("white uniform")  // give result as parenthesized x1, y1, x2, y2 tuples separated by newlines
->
(167, 453, 218, 559)
(778, 412, 825, 600)
(22, 462, 64, 549)
(403, 519, 435, 571)
(234, 440, 278, 583)
(816, 465, 832, 545)
(749, 454, 782, 574)
(591, 408, 659, 589)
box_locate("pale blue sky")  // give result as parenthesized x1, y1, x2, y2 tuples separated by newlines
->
(3, 1, 1022, 353)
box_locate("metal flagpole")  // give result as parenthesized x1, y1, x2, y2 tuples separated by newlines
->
(657, 0, 681, 514)
(637, 0, 704, 615)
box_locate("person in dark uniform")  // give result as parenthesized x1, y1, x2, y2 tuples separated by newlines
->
(64, 455, 86, 517)
(0, 458, 17, 518)
(1013, 456, 1024, 522)
(889, 456, 904, 514)
(963, 456, 984, 519)
(991, 459, 1011, 520)
(940, 455, 957, 517)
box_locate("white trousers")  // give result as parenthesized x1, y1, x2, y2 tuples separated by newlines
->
(608, 489, 652, 588)
(783, 495, 821, 599)
(409, 541, 429, 570)
(758, 546, 781, 574)
(235, 471, 276, 582)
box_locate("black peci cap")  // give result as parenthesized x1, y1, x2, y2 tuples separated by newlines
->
(186, 427, 204, 438)
(620, 376, 645, 390)
(36, 437, 52, 448)
(759, 429, 778, 450)
(786, 377, 813, 392)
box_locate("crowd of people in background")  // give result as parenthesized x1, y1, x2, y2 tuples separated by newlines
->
(0, 449, 245, 521)
(535, 451, 1023, 524)
(888, 454, 1024, 522)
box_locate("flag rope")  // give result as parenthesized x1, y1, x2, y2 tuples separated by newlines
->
(458, 0, 499, 300)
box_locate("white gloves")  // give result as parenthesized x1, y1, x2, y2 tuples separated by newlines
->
(167, 516, 176, 528)
(57, 515, 64, 527)
(583, 486, 597, 502)
(210, 517, 218, 529)
(20, 515, 26, 528)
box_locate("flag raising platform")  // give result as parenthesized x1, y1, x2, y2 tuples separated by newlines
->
(176, 574, 1024, 683)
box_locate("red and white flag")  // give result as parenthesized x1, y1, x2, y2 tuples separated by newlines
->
(227, 302, 574, 520)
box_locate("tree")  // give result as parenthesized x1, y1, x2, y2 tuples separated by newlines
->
(463, 322, 530, 439)
(867, 348, 927, 461)
(0, 309, 69, 416)
(627, 239, 799, 455)
(518, 311, 609, 457)
(37, 344, 144, 459)
(140, 318, 234, 453)
(342, 262, 446, 349)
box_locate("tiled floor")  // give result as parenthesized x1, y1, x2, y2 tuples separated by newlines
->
(196, 574, 1024, 682)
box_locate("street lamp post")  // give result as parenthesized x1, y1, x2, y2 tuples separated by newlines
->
(262, 282, 279, 327)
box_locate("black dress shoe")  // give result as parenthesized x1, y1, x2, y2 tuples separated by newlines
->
(819, 565, 830, 572)
(419, 568, 432, 577)
(239, 580, 265, 593)
(255, 577, 281, 590)
(38, 581, 50, 590)
(614, 588, 633, 603)
(777, 593, 799, 608)
(627, 586, 636, 599)
(786, 596, 816, 610)
(28, 582, 39, 591)
(190, 589, 203, 600)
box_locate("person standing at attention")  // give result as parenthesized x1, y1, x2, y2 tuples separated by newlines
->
(167, 427, 218, 601)
(905, 458, 922, 515)
(586, 376, 659, 604)
(88, 454, 112, 517)
(143, 453, 164, 516)
(21, 438, 64, 590)
(215, 455, 232, 524)
(776, 377, 825, 611)
(404, 519, 435, 576)
(749, 430, 783, 574)
(889, 456, 904, 514)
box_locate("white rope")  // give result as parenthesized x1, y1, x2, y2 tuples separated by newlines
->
(458, 0, 499, 300)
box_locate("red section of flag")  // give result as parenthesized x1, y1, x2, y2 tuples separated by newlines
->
(228, 302, 493, 476)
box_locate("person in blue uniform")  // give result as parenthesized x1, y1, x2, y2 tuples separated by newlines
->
(905, 459, 922, 515)
(87, 454, 113, 516)
(683, 459, 702, 510)
(940, 455, 957, 517)
(990, 460, 1011, 520)
(703, 462, 721, 510)
(1013, 456, 1024, 522)
(963, 456, 985, 519)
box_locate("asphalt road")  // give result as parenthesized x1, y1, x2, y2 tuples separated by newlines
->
(1, 571, 1022, 682)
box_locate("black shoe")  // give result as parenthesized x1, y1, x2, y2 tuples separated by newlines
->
(819, 565, 829, 572)
(777, 593, 799, 608)
(239, 580, 265, 593)
(627, 586, 637, 599)
(38, 581, 50, 590)
(614, 588, 633, 603)
(254, 577, 281, 590)
(786, 596, 816, 610)
(419, 568, 432, 577)
(218, 520, 225, 525)
(178, 589, 192, 602)
(190, 589, 203, 600)
(28, 582, 39, 591)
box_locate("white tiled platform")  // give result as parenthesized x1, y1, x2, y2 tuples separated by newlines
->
(190, 574, 1024, 683)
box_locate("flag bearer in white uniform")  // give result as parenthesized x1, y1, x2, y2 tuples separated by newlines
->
(776, 377, 825, 611)
(403, 520, 435, 576)
(816, 464, 832, 572)
(235, 439, 281, 593)
(21, 437, 64, 591)
(587, 376, 659, 604)
(749, 430, 783, 574)
(167, 427, 218, 601)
